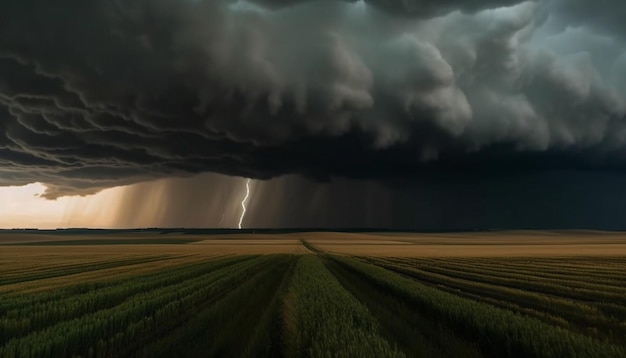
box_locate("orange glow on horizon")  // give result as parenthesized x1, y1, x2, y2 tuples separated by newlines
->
(0, 183, 128, 229)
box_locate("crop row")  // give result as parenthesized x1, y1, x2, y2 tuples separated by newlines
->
(324, 258, 483, 358)
(0, 255, 174, 286)
(0, 255, 228, 312)
(0, 255, 173, 278)
(379, 257, 626, 306)
(426, 257, 626, 281)
(382, 257, 626, 324)
(364, 257, 626, 342)
(0, 255, 219, 298)
(1, 259, 201, 313)
(451, 256, 626, 263)
(403, 256, 626, 285)
(3, 249, 624, 357)
(141, 255, 297, 357)
(334, 256, 625, 358)
(0, 255, 137, 273)
(424, 256, 626, 268)
(407, 257, 626, 287)
(0, 255, 277, 358)
(0, 255, 252, 342)
(423, 257, 626, 284)
(282, 255, 403, 358)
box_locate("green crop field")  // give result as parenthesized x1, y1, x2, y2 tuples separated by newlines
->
(1, 236, 625, 358)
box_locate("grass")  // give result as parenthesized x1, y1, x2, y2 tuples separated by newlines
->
(325, 258, 482, 358)
(2, 234, 626, 357)
(332, 256, 625, 358)
(281, 255, 403, 358)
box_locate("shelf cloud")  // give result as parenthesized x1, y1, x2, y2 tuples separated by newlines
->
(1, 0, 625, 198)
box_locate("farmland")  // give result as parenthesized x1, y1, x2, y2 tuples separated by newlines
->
(1, 231, 626, 357)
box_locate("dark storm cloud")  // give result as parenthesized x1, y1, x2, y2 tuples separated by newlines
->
(0, 0, 625, 198)
(114, 172, 626, 231)
(251, 0, 526, 16)
(544, 0, 626, 38)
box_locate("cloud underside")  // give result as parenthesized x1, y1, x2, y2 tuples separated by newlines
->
(0, 0, 625, 198)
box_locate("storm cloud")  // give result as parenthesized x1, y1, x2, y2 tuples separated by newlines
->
(0, 0, 625, 198)
(111, 172, 626, 231)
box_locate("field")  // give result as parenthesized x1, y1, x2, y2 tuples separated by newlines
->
(1, 231, 626, 357)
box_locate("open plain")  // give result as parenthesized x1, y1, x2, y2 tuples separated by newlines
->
(1, 230, 625, 357)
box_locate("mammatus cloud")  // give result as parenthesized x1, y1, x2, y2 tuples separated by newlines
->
(0, 0, 625, 198)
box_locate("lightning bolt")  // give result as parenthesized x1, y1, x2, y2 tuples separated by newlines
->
(238, 178, 251, 229)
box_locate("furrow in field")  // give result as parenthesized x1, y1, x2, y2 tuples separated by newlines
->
(384, 259, 626, 329)
(0, 255, 175, 286)
(0, 255, 253, 343)
(0, 255, 272, 357)
(0, 255, 215, 295)
(407, 256, 625, 274)
(409, 256, 626, 273)
(0, 254, 173, 276)
(363, 258, 626, 343)
(335, 256, 625, 358)
(454, 258, 626, 276)
(402, 257, 624, 280)
(325, 258, 482, 358)
(528, 256, 626, 265)
(0, 255, 232, 310)
(281, 255, 404, 358)
(381, 258, 626, 304)
(141, 255, 297, 358)
(408, 257, 626, 288)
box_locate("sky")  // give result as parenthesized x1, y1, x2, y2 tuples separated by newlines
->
(1, 0, 626, 229)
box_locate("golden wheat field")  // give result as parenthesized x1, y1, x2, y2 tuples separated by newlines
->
(4, 230, 626, 258)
